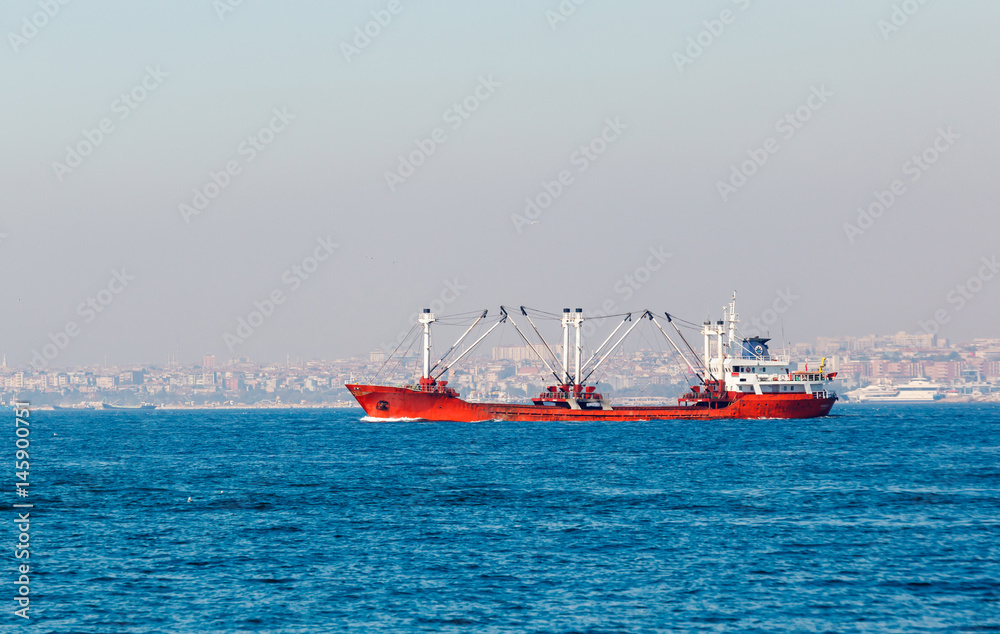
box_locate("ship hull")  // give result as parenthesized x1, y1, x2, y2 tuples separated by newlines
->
(346, 384, 835, 422)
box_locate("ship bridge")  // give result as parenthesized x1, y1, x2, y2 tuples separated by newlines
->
(700, 299, 836, 400)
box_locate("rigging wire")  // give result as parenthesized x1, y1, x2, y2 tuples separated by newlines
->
(663, 312, 706, 375)
(582, 322, 634, 386)
(519, 307, 562, 374)
(584, 311, 634, 321)
(371, 310, 486, 383)
(369, 306, 720, 389)
(516, 306, 562, 320)
(368, 323, 418, 383)
(504, 312, 563, 384)
(517, 306, 635, 322)
(436, 308, 489, 319)
(382, 330, 420, 384)
(428, 310, 489, 376)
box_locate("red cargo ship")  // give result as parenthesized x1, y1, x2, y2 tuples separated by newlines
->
(347, 295, 837, 422)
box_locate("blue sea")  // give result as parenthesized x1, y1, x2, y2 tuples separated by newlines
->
(18, 404, 1000, 632)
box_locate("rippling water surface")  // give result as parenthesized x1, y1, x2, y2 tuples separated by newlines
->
(26, 404, 1000, 632)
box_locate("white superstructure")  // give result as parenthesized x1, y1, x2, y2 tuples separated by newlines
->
(700, 294, 835, 399)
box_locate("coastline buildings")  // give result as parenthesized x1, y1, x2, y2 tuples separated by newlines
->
(2, 332, 999, 406)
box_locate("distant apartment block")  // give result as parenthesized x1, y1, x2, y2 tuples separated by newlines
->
(493, 344, 563, 362)
(95, 376, 118, 389)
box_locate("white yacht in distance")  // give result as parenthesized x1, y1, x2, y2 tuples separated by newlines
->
(847, 377, 943, 403)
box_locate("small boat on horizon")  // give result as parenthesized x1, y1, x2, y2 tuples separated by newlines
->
(101, 402, 158, 410)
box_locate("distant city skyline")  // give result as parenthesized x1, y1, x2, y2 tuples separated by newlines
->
(3, 2, 999, 367)
(5, 326, 997, 372)
(5, 327, 999, 410)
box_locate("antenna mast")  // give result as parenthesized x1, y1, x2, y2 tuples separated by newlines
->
(418, 308, 435, 379)
(561, 308, 571, 384)
(573, 308, 583, 385)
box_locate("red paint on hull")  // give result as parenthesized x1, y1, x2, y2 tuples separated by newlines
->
(346, 384, 836, 422)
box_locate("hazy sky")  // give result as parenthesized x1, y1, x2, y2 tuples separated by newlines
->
(3, 1, 999, 367)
